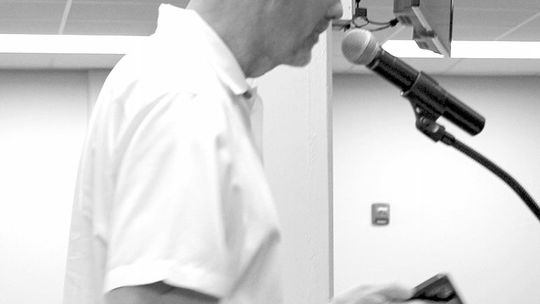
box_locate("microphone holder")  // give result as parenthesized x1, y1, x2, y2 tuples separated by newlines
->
(410, 103, 540, 223)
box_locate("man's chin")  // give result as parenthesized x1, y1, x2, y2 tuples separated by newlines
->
(283, 45, 314, 67)
(286, 54, 312, 67)
(278, 34, 323, 68)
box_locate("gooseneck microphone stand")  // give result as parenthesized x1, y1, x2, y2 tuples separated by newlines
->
(412, 106, 540, 223)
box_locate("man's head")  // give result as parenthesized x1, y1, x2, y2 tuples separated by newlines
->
(188, 0, 343, 77)
(258, 0, 343, 68)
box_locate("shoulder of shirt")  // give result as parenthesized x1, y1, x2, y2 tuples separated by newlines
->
(89, 30, 244, 145)
(101, 34, 232, 108)
(95, 59, 233, 140)
(107, 34, 215, 95)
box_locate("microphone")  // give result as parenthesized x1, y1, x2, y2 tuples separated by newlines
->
(341, 29, 485, 136)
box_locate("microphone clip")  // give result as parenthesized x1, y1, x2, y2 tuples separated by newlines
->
(412, 106, 455, 146)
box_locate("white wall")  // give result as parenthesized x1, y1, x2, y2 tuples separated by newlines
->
(333, 74, 540, 304)
(0, 70, 107, 304)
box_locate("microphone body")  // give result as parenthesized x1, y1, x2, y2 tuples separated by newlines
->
(342, 29, 485, 136)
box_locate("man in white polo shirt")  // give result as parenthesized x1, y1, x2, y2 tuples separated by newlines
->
(63, 0, 430, 304)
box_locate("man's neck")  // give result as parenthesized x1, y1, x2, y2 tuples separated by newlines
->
(187, 1, 275, 78)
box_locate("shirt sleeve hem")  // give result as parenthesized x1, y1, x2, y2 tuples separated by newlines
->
(104, 260, 232, 298)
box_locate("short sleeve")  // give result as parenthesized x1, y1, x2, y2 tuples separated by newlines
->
(103, 91, 235, 297)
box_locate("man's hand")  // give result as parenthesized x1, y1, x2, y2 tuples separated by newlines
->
(330, 283, 429, 304)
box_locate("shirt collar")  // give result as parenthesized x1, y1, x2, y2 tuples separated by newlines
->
(156, 4, 253, 97)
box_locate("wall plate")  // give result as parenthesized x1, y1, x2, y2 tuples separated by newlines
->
(372, 203, 390, 225)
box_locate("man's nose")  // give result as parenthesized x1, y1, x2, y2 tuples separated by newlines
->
(327, 0, 344, 20)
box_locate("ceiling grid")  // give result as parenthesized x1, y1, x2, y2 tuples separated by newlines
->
(0, 0, 539, 74)
(57, 0, 73, 34)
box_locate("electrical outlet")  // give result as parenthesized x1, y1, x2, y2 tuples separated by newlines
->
(372, 203, 390, 225)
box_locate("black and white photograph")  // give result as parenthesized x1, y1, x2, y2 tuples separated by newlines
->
(0, 1, 539, 304)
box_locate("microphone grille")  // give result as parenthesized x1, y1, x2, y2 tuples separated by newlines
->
(341, 29, 380, 65)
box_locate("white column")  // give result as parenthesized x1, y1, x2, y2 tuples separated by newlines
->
(256, 32, 334, 304)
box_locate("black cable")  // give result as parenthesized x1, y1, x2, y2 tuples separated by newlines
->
(351, 1, 399, 32)
(352, 17, 399, 31)
(441, 133, 540, 222)
(369, 23, 394, 32)
(363, 17, 394, 26)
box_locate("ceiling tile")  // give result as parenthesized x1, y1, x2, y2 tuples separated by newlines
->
(452, 25, 514, 41)
(68, 1, 188, 21)
(0, 2, 64, 21)
(68, 2, 158, 22)
(454, 8, 538, 28)
(0, 0, 65, 3)
(456, 0, 540, 10)
(0, 20, 60, 34)
(356, 0, 540, 10)
(70, 0, 186, 4)
(63, 20, 156, 35)
(64, 1, 187, 35)
(502, 15, 540, 41)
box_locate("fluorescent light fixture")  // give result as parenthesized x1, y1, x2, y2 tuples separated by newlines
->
(1, 34, 540, 59)
(383, 40, 540, 59)
(452, 41, 540, 59)
(382, 40, 443, 58)
(0, 34, 148, 54)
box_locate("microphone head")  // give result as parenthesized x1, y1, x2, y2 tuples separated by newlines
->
(341, 29, 380, 65)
